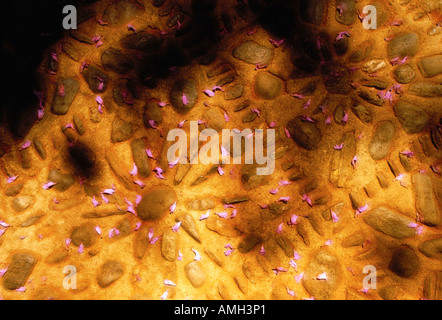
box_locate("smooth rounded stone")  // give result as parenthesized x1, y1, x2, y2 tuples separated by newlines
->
(427, 25, 442, 36)
(242, 112, 257, 123)
(51, 78, 80, 115)
(130, 138, 150, 178)
(335, 0, 356, 25)
(161, 229, 178, 261)
(62, 42, 80, 61)
(369, 121, 395, 160)
(240, 164, 268, 190)
(72, 114, 85, 136)
(299, 0, 325, 24)
(224, 84, 244, 100)
(185, 261, 206, 288)
(378, 285, 399, 300)
(186, 199, 215, 211)
(2, 252, 37, 290)
(431, 127, 442, 150)
(120, 32, 163, 51)
(358, 90, 384, 106)
(302, 250, 341, 300)
(176, 214, 200, 243)
(333, 104, 347, 125)
(412, 174, 440, 227)
(393, 101, 429, 134)
(387, 33, 419, 59)
(322, 64, 351, 94)
(393, 64, 416, 84)
(351, 103, 372, 123)
(70, 223, 97, 248)
(102, 0, 144, 27)
(253, 72, 283, 100)
(341, 233, 364, 247)
(238, 234, 263, 253)
(133, 227, 150, 259)
(143, 102, 163, 128)
(361, 59, 386, 74)
(418, 237, 442, 260)
(69, 30, 94, 44)
(170, 79, 198, 114)
(174, 163, 191, 185)
(81, 65, 108, 93)
(389, 246, 419, 278)
(322, 202, 344, 221)
(360, 78, 390, 90)
(5, 182, 23, 197)
(45, 250, 68, 264)
(101, 48, 134, 74)
(202, 108, 225, 131)
(348, 42, 372, 63)
(334, 37, 349, 56)
(12, 196, 34, 212)
(216, 74, 236, 87)
(47, 169, 74, 192)
(205, 215, 240, 237)
(20, 214, 44, 227)
(33, 138, 46, 159)
(363, 207, 415, 239)
(236, 211, 262, 234)
(286, 116, 321, 150)
(97, 260, 124, 288)
(111, 118, 133, 143)
(136, 186, 177, 221)
(399, 153, 412, 172)
(232, 41, 273, 65)
(409, 81, 442, 97)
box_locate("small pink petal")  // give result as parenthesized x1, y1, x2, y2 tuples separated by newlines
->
(278, 196, 290, 203)
(229, 209, 237, 219)
(334, 143, 344, 150)
(177, 250, 183, 261)
(341, 112, 348, 123)
(269, 121, 277, 128)
(223, 112, 230, 122)
(127, 24, 136, 32)
(258, 203, 268, 209)
(212, 86, 224, 92)
(15, 287, 26, 292)
(148, 228, 154, 241)
(42, 181, 57, 190)
(291, 93, 304, 99)
(301, 194, 312, 206)
(199, 210, 210, 221)
(324, 239, 333, 246)
(169, 201, 177, 213)
(169, 157, 179, 169)
(20, 140, 31, 150)
(289, 259, 297, 269)
(92, 196, 100, 207)
(215, 211, 228, 219)
(172, 221, 181, 232)
(145, 148, 155, 159)
(7, 175, 18, 184)
(276, 222, 283, 234)
(251, 108, 260, 116)
(331, 210, 339, 223)
(164, 279, 176, 286)
(295, 272, 304, 283)
(65, 238, 72, 249)
(259, 244, 266, 255)
(160, 290, 168, 300)
(78, 243, 84, 254)
(129, 163, 138, 176)
(192, 248, 201, 261)
(101, 194, 109, 204)
(286, 287, 295, 297)
(293, 250, 301, 260)
(351, 156, 358, 169)
(95, 226, 102, 235)
(203, 89, 215, 97)
(0, 267, 8, 277)
(220, 145, 230, 157)
(288, 214, 298, 225)
(324, 116, 331, 125)
(316, 272, 327, 280)
(302, 99, 311, 110)
(134, 222, 142, 231)
(158, 101, 167, 107)
(284, 127, 291, 138)
(400, 150, 414, 158)
(182, 93, 188, 105)
(224, 249, 233, 256)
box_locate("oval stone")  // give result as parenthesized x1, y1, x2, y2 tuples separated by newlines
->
(136, 186, 177, 221)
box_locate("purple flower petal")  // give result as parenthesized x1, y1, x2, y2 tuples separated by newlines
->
(78, 243, 84, 254)
(295, 272, 304, 283)
(316, 272, 327, 280)
(334, 143, 344, 150)
(301, 194, 312, 206)
(7, 175, 18, 184)
(284, 127, 291, 138)
(203, 89, 215, 97)
(288, 214, 298, 225)
(276, 222, 283, 234)
(331, 210, 339, 223)
(101, 194, 109, 204)
(215, 211, 228, 219)
(129, 163, 138, 176)
(182, 93, 188, 105)
(177, 250, 183, 261)
(351, 155, 358, 169)
(164, 279, 176, 286)
(212, 86, 224, 92)
(324, 116, 331, 125)
(169, 201, 177, 213)
(259, 244, 266, 255)
(224, 112, 230, 122)
(192, 248, 201, 261)
(92, 196, 100, 207)
(20, 140, 31, 150)
(278, 196, 290, 203)
(291, 93, 304, 99)
(199, 210, 210, 221)
(172, 221, 181, 232)
(95, 225, 102, 235)
(134, 222, 142, 231)
(302, 99, 311, 110)
(400, 150, 414, 158)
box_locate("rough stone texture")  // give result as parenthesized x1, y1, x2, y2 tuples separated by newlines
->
(417, 55, 442, 77)
(175, 214, 201, 243)
(101, 48, 134, 74)
(81, 65, 108, 93)
(97, 260, 124, 288)
(393, 101, 430, 134)
(111, 118, 133, 143)
(70, 222, 97, 248)
(387, 33, 419, 59)
(170, 79, 198, 114)
(240, 164, 268, 190)
(341, 233, 364, 247)
(12, 196, 34, 212)
(389, 246, 420, 278)
(202, 108, 225, 131)
(409, 81, 442, 97)
(238, 234, 263, 253)
(224, 84, 244, 100)
(143, 102, 163, 129)
(51, 78, 80, 115)
(423, 271, 442, 300)
(351, 104, 372, 123)
(363, 207, 415, 239)
(302, 250, 341, 300)
(393, 64, 416, 84)
(161, 229, 178, 261)
(329, 131, 356, 187)
(2, 252, 37, 290)
(187, 199, 215, 211)
(369, 121, 395, 160)
(137, 186, 177, 221)
(130, 138, 150, 178)
(286, 116, 321, 150)
(412, 174, 440, 227)
(185, 261, 206, 288)
(335, 0, 356, 25)
(322, 63, 351, 94)
(418, 237, 442, 260)
(47, 169, 74, 192)
(253, 72, 283, 100)
(232, 41, 273, 65)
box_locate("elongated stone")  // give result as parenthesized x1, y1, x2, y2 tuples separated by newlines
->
(130, 138, 150, 178)
(412, 174, 440, 226)
(2, 252, 37, 290)
(161, 230, 177, 261)
(185, 261, 206, 288)
(417, 55, 442, 77)
(394, 101, 429, 134)
(369, 121, 395, 160)
(51, 78, 79, 115)
(232, 41, 273, 65)
(176, 214, 201, 243)
(363, 207, 415, 238)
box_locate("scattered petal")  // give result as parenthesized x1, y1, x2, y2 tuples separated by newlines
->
(284, 127, 291, 138)
(351, 155, 358, 169)
(315, 272, 327, 280)
(177, 250, 183, 261)
(192, 248, 201, 261)
(217, 165, 224, 176)
(160, 290, 168, 300)
(20, 140, 31, 150)
(129, 163, 138, 176)
(94, 225, 102, 236)
(259, 244, 266, 255)
(42, 181, 57, 190)
(92, 196, 100, 207)
(400, 150, 414, 158)
(172, 221, 182, 232)
(203, 89, 215, 97)
(294, 272, 304, 283)
(199, 210, 210, 221)
(276, 222, 283, 234)
(182, 93, 188, 105)
(78, 243, 84, 254)
(331, 210, 339, 223)
(215, 211, 228, 219)
(288, 214, 298, 226)
(302, 194, 312, 206)
(334, 143, 344, 150)
(7, 175, 18, 184)
(164, 279, 176, 286)
(278, 196, 290, 203)
(286, 287, 295, 297)
(169, 201, 177, 213)
(278, 180, 292, 186)
(145, 148, 155, 159)
(269, 188, 279, 195)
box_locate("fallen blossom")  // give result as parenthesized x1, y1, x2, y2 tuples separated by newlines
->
(334, 143, 344, 150)
(300, 115, 315, 123)
(291, 93, 304, 99)
(284, 127, 291, 138)
(289, 259, 297, 269)
(293, 250, 301, 260)
(43, 181, 57, 190)
(15, 287, 26, 293)
(341, 112, 348, 123)
(258, 203, 268, 209)
(356, 204, 369, 216)
(288, 214, 298, 226)
(164, 279, 176, 286)
(95, 226, 102, 236)
(7, 176, 18, 184)
(303, 99, 311, 110)
(215, 211, 228, 219)
(316, 272, 327, 280)
(286, 287, 295, 297)
(351, 155, 358, 169)
(129, 163, 138, 176)
(295, 272, 304, 283)
(331, 210, 340, 223)
(269, 121, 276, 128)
(177, 251, 182, 261)
(323, 239, 333, 246)
(0, 267, 8, 277)
(92, 196, 100, 207)
(78, 243, 84, 254)
(335, 31, 350, 43)
(269, 38, 285, 47)
(278, 180, 292, 186)
(127, 24, 136, 32)
(134, 222, 142, 231)
(199, 210, 210, 221)
(145, 148, 154, 159)
(217, 166, 224, 176)
(203, 89, 215, 97)
(229, 209, 237, 219)
(135, 195, 142, 206)
(153, 167, 166, 179)
(269, 188, 279, 195)
(273, 267, 288, 275)
(224, 249, 233, 256)
(400, 150, 414, 158)
(182, 93, 188, 105)
(324, 116, 331, 125)
(278, 196, 290, 203)
(192, 248, 201, 261)
(276, 222, 283, 234)
(302, 194, 312, 206)
(172, 221, 181, 232)
(65, 238, 72, 249)
(169, 201, 177, 214)
(390, 56, 407, 66)
(223, 112, 230, 122)
(20, 140, 31, 150)
(160, 290, 168, 300)
(259, 244, 266, 255)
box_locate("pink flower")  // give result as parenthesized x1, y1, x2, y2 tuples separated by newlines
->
(215, 211, 228, 219)
(43, 181, 57, 190)
(316, 272, 327, 280)
(278, 196, 290, 203)
(199, 210, 210, 221)
(192, 248, 201, 261)
(145, 148, 155, 159)
(334, 143, 344, 150)
(182, 93, 188, 105)
(92, 196, 100, 207)
(276, 222, 283, 234)
(172, 221, 181, 232)
(169, 201, 177, 213)
(20, 140, 31, 150)
(129, 163, 138, 176)
(7, 175, 18, 184)
(259, 244, 266, 255)
(217, 166, 224, 176)
(269, 188, 279, 195)
(288, 214, 298, 226)
(302, 194, 312, 206)
(203, 89, 215, 97)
